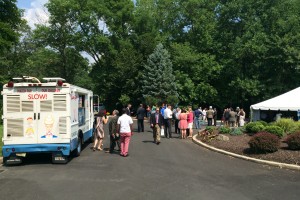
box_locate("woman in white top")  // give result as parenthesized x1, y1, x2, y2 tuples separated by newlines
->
(202, 108, 207, 122)
(239, 109, 246, 127)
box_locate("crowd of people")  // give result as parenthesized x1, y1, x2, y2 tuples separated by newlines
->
(221, 107, 246, 127)
(91, 103, 246, 157)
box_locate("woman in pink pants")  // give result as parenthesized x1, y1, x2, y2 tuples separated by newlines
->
(117, 108, 134, 157)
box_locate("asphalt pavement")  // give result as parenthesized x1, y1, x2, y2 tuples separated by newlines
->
(0, 119, 300, 200)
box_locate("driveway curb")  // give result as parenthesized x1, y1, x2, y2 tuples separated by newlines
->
(192, 134, 300, 171)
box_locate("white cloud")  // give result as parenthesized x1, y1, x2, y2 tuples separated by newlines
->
(23, 0, 49, 29)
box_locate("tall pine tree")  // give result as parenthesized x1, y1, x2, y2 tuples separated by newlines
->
(142, 43, 178, 105)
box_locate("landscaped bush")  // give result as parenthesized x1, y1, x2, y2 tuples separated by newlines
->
(273, 118, 298, 134)
(230, 127, 243, 135)
(239, 126, 246, 133)
(219, 126, 231, 134)
(205, 126, 217, 134)
(256, 120, 268, 126)
(245, 121, 265, 133)
(264, 125, 284, 138)
(251, 124, 265, 133)
(286, 121, 300, 135)
(248, 132, 280, 153)
(286, 132, 300, 150)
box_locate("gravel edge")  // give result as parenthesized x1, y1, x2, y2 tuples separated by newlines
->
(192, 134, 300, 171)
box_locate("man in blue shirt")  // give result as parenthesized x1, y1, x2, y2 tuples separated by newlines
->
(160, 103, 166, 116)
(194, 107, 203, 129)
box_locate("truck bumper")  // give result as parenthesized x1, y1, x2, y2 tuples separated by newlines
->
(2, 144, 71, 158)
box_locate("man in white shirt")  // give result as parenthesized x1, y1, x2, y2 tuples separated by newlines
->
(117, 108, 133, 157)
(163, 105, 173, 138)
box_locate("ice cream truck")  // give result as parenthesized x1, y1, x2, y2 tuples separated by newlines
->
(1, 76, 94, 164)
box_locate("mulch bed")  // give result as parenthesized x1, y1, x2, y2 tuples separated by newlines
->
(197, 133, 300, 165)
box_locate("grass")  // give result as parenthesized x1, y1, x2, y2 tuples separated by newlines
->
(0, 124, 3, 157)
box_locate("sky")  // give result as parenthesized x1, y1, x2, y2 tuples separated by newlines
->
(17, 0, 49, 28)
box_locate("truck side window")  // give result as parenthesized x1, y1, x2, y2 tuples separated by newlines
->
(78, 95, 86, 125)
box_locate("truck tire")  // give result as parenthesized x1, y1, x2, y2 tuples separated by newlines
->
(74, 136, 82, 157)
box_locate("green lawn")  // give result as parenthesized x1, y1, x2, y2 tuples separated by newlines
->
(0, 125, 3, 157)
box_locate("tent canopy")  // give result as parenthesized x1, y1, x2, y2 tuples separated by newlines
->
(251, 87, 300, 111)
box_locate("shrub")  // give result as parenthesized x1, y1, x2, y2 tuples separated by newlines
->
(257, 120, 268, 126)
(286, 132, 300, 150)
(248, 132, 280, 153)
(286, 121, 300, 135)
(205, 126, 216, 134)
(219, 126, 231, 134)
(230, 127, 243, 135)
(245, 121, 265, 133)
(273, 118, 297, 134)
(264, 125, 284, 138)
(239, 126, 246, 133)
(251, 124, 265, 133)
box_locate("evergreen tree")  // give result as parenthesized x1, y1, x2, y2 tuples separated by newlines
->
(142, 43, 178, 104)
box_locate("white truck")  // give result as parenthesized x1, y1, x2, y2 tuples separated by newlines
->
(1, 76, 94, 164)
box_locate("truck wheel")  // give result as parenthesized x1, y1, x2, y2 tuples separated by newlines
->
(74, 137, 82, 157)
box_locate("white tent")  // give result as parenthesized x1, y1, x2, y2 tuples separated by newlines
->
(250, 87, 300, 121)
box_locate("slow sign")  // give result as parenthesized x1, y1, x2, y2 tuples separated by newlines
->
(28, 94, 48, 100)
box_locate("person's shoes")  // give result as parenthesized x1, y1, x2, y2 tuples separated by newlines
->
(156, 142, 160, 145)
(92, 147, 96, 152)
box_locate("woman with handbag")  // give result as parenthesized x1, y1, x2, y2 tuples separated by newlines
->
(92, 111, 108, 151)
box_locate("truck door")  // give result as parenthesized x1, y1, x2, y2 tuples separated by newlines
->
(4, 92, 39, 144)
(37, 93, 68, 143)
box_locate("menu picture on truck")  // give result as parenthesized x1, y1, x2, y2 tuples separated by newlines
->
(1, 76, 95, 164)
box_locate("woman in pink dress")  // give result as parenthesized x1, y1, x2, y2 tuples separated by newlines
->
(178, 109, 188, 139)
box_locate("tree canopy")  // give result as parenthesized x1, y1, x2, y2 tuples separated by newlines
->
(1, 0, 300, 113)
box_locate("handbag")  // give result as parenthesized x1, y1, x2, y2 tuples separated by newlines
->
(160, 128, 164, 136)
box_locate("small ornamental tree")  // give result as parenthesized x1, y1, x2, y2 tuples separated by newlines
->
(286, 132, 300, 150)
(142, 43, 178, 104)
(248, 132, 280, 153)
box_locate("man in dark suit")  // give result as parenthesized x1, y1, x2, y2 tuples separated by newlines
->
(150, 108, 164, 145)
(107, 110, 120, 153)
(136, 104, 146, 132)
(126, 104, 132, 116)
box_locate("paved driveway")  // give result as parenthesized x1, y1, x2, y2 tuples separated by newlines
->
(0, 119, 300, 200)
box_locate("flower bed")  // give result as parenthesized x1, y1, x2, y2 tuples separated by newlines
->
(197, 119, 300, 165)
